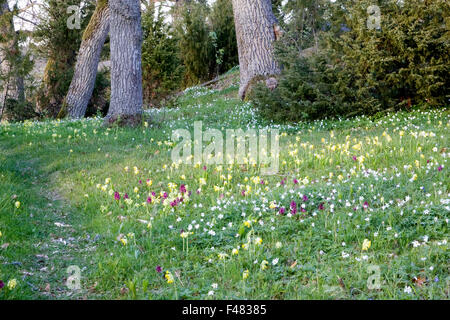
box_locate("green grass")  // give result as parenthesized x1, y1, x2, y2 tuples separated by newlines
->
(0, 82, 448, 300)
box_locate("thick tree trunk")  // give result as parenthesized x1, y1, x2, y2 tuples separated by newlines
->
(63, 0, 110, 119)
(0, 1, 25, 119)
(231, 0, 281, 99)
(106, 0, 143, 126)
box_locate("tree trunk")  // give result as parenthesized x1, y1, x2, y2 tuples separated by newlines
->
(231, 0, 281, 99)
(106, 0, 143, 126)
(0, 0, 25, 119)
(62, 0, 110, 119)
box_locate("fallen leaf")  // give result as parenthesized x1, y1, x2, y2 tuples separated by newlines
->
(290, 261, 297, 269)
(1, 243, 10, 249)
(337, 277, 346, 290)
(413, 276, 427, 287)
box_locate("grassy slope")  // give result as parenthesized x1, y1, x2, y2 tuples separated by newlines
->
(0, 76, 449, 300)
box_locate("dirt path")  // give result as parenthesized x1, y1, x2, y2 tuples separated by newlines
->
(5, 157, 98, 299)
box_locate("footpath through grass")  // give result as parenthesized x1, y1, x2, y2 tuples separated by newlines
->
(0, 83, 449, 299)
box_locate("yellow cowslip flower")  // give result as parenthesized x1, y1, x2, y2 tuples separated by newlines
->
(218, 253, 228, 260)
(124, 166, 129, 172)
(352, 143, 361, 151)
(180, 175, 186, 180)
(165, 271, 174, 284)
(232, 248, 239, 255)
(7, 279, 17, 290)
(269, 201, 277, 209)
(338, 175, 344, 181)
(251, 176, 260, 185)
(120, 238, 128, 246)
(14, 201, 21, 209)
(134, 187, 139, 193)
(254, 237, 263, 246)
(242, 270, 249, 280)
(105, 178, 111, 184)
(362, 239, 371, 251)
(260, 260, 269, 271)
(133, 166, 139, 175)
(0, 230, 2, 237)
(146, 180, 153, 186)
(199, 178, 207, 186)
(415, 160, 420, 168)
(244, 220, 252, 228)
(180, 232, 191, 239)
(242, 243, 249, 250)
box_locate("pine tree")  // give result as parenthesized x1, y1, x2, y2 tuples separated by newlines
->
(176, 1, 215, 86)
(142, 2, 183, 106)
(210, 0, 238, 74)
(33, 0, 88, 118)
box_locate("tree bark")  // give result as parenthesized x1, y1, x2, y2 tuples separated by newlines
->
(106, 0, 143, 126)
(0, 0, 25, 119)
(63, 0, 110, 119)
(231, 0, 281, 99)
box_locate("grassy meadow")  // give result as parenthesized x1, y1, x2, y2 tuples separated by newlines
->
(0, 77, 449, 300)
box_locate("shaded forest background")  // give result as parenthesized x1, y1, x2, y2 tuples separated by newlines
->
(0, 0, 448, 123)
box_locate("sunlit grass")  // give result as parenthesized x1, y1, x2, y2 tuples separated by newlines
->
(0, 85, 448, 300)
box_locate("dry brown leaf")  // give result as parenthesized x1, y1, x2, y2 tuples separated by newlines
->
(413, 276, 427, 287)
